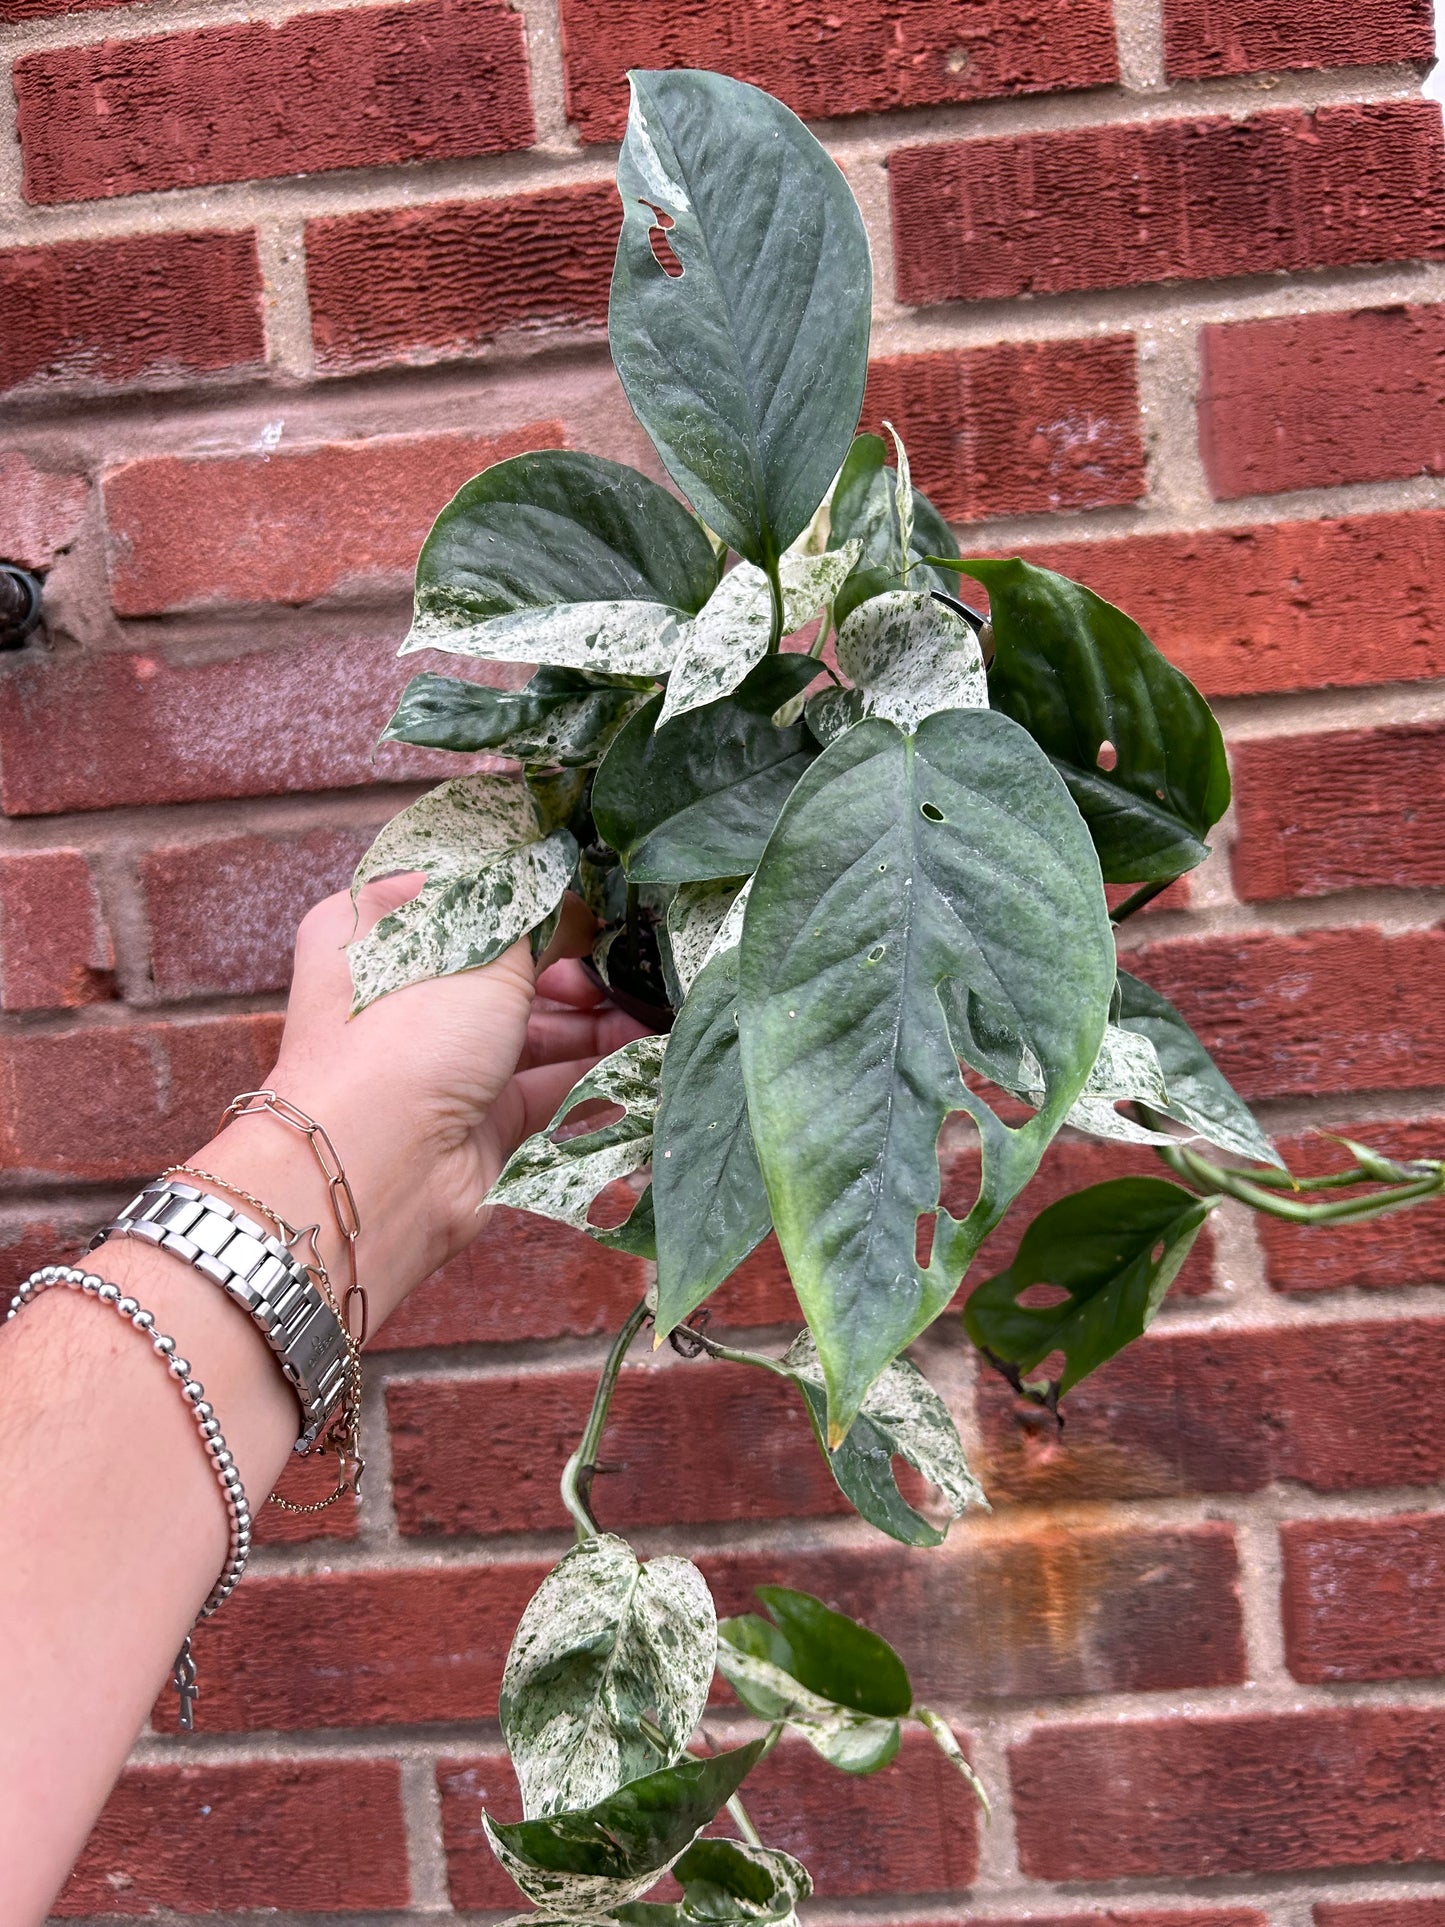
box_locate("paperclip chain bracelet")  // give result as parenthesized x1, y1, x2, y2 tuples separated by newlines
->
(5, 1263, 251, 1732)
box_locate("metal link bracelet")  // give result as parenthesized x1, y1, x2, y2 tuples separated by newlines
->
(6, 1264, 251, 1732)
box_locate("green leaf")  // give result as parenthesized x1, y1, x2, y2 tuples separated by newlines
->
(658, 546, 857, 727)
(953, 557, 1230, 884)
(501, 1535, 716, 1820)
(738, 708, 1116, 1437)
(835, 590, 987, 733)
(609, 70, 871, 568)
(653, 942, 773, 1338)
(487, 1036, 667, 1246)
(964, 1176, 1217, 1394)
(347, 775, 575, 1013)
(381, 668, 652, 766)
(779, 1330, 984, 1548)
(405, 449, 718, 671)
(485, 1742, 765, 1912)
(672, 1838, 811, 1924)
(1115, 969, 1282, 1167)
(594, 656, 820, 883)
(754, 1587, 911, 1718)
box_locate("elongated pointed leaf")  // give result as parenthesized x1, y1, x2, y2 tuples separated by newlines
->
(882, 423, 913, 575)
(347, 775, 575, 1012)
(381, 668, 652, 765)
(609, 70, 871, 567)
(828, 433, 960, 601)
(835, 590, 987, 732)
(501, 1535, 716, 1820)
(952, 557, 1230, 884)
(665, 883, 744, 1000)
(658, 547, 856, 727)
(487, 1037, 667, 1245)
(1115, 969, 1282, 1166)
(672, 1838, 811, 1925)
(406, 449, 718, 669)
(485, 1743, 765, 1912)
(780, 1331, 983, 1548)
(964, 1176, 1217, 1393)
(738, 708, 1116, 1436)
(594, 656, 820, 883)
(716, 1618, 901, 1776)
(913, 1707, 989, 1812)
(654, 944, 773, 1335)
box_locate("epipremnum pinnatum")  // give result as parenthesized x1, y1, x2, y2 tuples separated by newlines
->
(350, 66, 1445, 1908)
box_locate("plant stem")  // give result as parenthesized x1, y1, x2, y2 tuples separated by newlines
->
(726, 1792, 765, 1848)
(1109, 877, 1175, 923)
(560, 1298, 651, 1540)
(678, 1325, 794, 1379)
(765, 555, 785, 654)
(807, 606, 833, 659)
(1158, 1141, 1445, 1225)
(625, 880, 641, 974)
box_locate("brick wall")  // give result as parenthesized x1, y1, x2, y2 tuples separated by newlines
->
(1, 0, 1444, 1916)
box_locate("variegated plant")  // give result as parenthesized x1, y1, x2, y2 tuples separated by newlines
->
(348, 69, 1445, 1913)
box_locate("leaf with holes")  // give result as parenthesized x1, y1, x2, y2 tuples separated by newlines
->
(1115, 969, 1283, 1166)
(347, 775, 575, 1013)
(738, 707, 1116, 1438)
(653, 942, 773, 1338)
(938, 557, 1230, 884)
(778, 1330, 983, 1548)
(486, 1036, 667, 1249)
(609, 70, 871, 567)
(835, 590, 988, 733)
(404, 450, 718, 673)
(658, 546, 857, 727)
(381, 668, 653, 765)
(484, 1742, 766, 1912)
(964, 1176, 1218, 1394)
(501, 1535, 716, 1820)
(670, 1838, 812, 1925)
(594, 655, 821, 883)
(1026, 1022, 1177, 1147)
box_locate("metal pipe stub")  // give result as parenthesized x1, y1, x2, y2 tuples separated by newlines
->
(0, 564, 43, 648)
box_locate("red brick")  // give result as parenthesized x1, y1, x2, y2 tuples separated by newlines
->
(1283, 1512, 1445, 1682)
(557, 0, 1117, 143)
(1317, 1906, 1445, 1927)
(0, 1012, 280, 1183)
(16, 0, 534, 204)
(953, 1916, 1264, 1927)
(105, 424, 558, 616)
(387, 1363, 852, 1537)
(0, 850, 114, 1010)
(862, 339, 1143, 523)
(0, 633, 483, 817)
(0, 451, 88, 569)
(0, 231, 264, 396)
(1260, 1117, 1445, 1293)
(1127, 926, 1445, 1099)
(54, 1759, 408, 1914)
(0, 0, 148, 18)
(1165, 0, 1434, 78)
(978, 1316, 1445, 1505)
(0, 1217, 87, 1299)
(1231, 723, 1445, 900)
(891, 102, 1445, 307)
(439, 1731, 981, 1907)
(1014, 512, 1445, 700)
(1012, 1708, 1445, 1879)
(141, 827, 373, 999)
(1200, 305, 1445, 498)
(308, 184, 618, 375)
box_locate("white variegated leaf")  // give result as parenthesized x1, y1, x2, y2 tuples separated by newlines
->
(487, 1036, 668, 1229)
(658, 544, 860, 727)
(665, 882, 743, 999)
(803, 685, 863, 747)
(914, 1706, 989, 1812)
(703, 876, 752, 967)
(713, 1638, 897, 1773)
(881, 420, 912, 574)
(482, 1817, 665, 1914)
(353, 773, 545, 898)
(781, 1331, 983, 1521)
(835, 591, 988, 733)
(1033, 1023, 1178, 1146)
(403, 600, 686, 678)
(501, 1535, 716, 1819)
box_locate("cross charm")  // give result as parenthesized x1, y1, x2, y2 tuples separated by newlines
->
(172, 1637, 200, 1732)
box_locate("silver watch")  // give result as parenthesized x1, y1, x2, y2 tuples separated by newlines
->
(90, 1180, 349, 1452)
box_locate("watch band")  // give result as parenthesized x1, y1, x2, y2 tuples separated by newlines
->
(90, 1180, 349, 1452)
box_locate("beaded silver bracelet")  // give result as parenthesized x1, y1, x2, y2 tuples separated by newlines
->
(6, 1263, 252, 1731)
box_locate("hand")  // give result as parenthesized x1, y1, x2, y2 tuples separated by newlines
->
(196, 875, 647, 1333)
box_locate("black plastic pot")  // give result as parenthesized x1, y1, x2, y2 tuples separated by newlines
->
(580, 955, 675, 1033)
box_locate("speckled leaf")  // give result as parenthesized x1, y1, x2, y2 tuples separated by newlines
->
(1031, 1022, 1176, 1147)
(405, 598, 690, 679)
(803, 685, 864, 748)
(352, 772, 542, 896)
(715, 1625, 900, 1775)
(1115, 969, 1282, 1166)
(835, 591, 987, 733)
(664, 884, 743, 999)
(484, 1742, 766, 1911)
(381, 668, 653, 766)
(671, 1837, 811, 1924)
(501, 1535, 716, 1820)
(658, 546, 859, 727)
(487, 1036, 668, 1237)
(779, 1331, 984, 1548)
(914, 1707, 989, 1812)
(964, 1176, 1217, 1394)
(827, 432, 960, 619)
(881, 422, 912, 574)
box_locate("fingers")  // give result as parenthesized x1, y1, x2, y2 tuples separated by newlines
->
(511, 1056, 631, 1142)
(521, 1001, 651, 1069)
(534, 956, 607, 1010)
